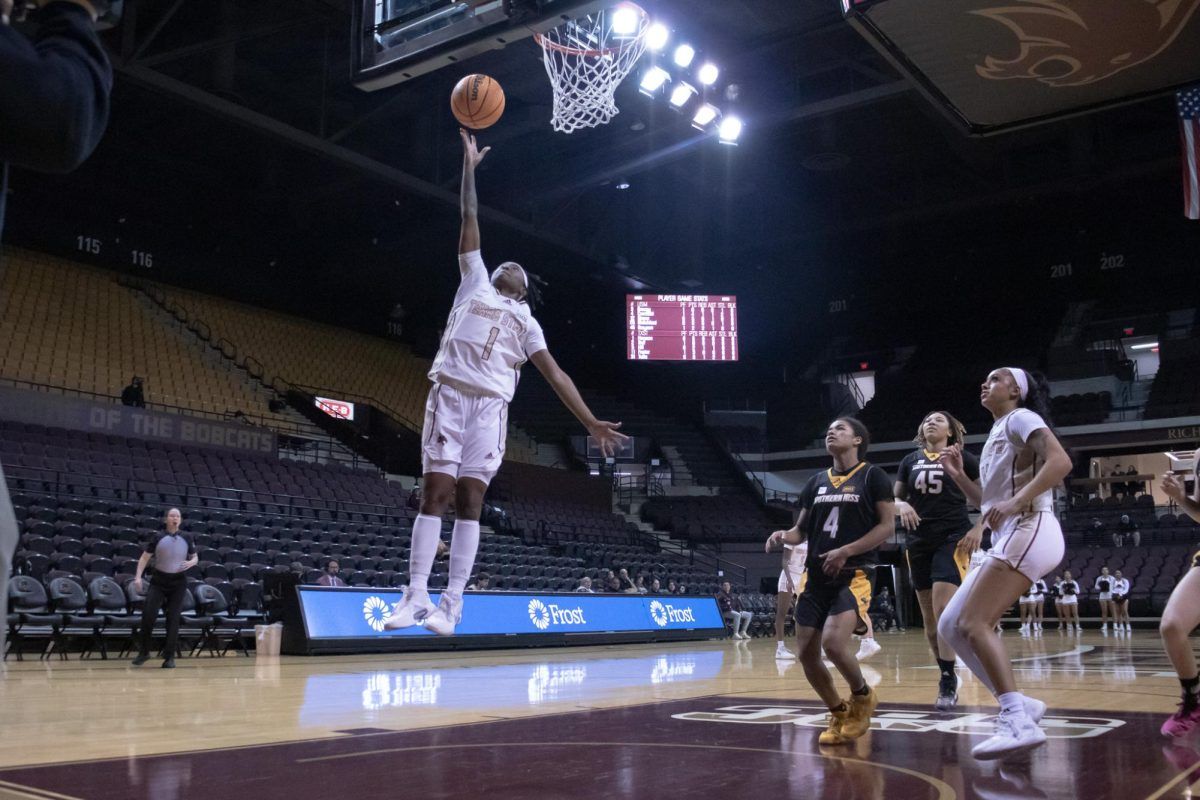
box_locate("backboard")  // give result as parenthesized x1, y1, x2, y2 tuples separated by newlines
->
(353, 0, 614, 91)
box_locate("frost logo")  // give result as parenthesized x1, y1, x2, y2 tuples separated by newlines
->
(657, 603, 697, 625)
(650, 600, 669, 627)
(528, 599, 551, 630)
(363, 596, 390, 632)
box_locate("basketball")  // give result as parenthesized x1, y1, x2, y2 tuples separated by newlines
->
(450, 74, 505, 129)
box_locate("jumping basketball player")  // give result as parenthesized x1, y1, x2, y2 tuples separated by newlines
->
(1158, 452, 1200, 737)
(774, 539, 807, 660)
(765, 418, 894, 746)
(385, 130, 627, 635)
(938, 367, 1071, 759)
(894, 410, 980, 710)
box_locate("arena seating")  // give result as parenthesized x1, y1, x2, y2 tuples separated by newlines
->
(0, 249, 278, 420)
(640, 494, 780, 544)
(135, 278, 540, 463)
(1145, 349, 1200, 420)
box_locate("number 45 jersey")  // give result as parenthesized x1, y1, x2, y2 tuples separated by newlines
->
(799, 462, 894, 582)
(897, 448, 980, 545)
(428, 250, 548, 402)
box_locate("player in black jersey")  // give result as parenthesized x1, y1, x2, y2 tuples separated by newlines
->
(766, 418, 895, 746)
(895, 410, 980, 710)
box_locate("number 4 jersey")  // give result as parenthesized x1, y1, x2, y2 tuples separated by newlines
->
(428, 250, 548, 402)
(896, 448, 980, 545)
(798, 462, 894, 582)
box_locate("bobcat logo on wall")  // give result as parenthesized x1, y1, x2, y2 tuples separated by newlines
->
(973, 0, 1200, 86)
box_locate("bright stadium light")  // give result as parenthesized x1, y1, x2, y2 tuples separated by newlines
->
(673, 43, 695, 67)
(612, 4, 640, 36)
(692, 103, 719, 129)
(646, 22, 669, 50)
(639, 66, 670, 95)
(718, 116, 743, 144)
(698, 62, 719, 85)
(669, 82, 697, 108)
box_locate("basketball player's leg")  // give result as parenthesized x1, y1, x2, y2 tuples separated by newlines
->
(1160, 562, 1200, 736)
(822, 603, 877, 740)
(851, 571, 880, 660)
(775, 587, 796, 659)
(424, 396, 505, 635)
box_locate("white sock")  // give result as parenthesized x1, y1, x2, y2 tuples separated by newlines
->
(446, 518, 481, 599)
(407, 513, 442, 595)
(998, 691, 1025, 716)
(777, 640, 785, 647)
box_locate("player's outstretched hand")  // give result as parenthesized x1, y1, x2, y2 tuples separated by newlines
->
(589, 420, 628, 457)
(1162, 472, 1188, 502)
(460, 128, 490, 168)
(765, 529, 787, 553)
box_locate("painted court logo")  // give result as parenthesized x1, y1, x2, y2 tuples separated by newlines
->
(363, 596, 390, 632)
(528, 599, 551, 630)
(650, 600, 668, 627)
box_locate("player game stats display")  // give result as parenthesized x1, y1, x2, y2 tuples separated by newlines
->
(626, 295, 738, 361)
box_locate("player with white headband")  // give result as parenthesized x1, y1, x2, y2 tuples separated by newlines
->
(937, 367, 1072, 759)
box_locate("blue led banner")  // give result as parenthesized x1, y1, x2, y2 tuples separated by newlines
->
(296, 587, 725, 640)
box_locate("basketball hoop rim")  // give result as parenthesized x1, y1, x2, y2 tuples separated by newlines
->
(534, 2, 647, 58)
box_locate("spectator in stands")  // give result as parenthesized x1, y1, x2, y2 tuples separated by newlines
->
(1125, 465, 1143, 497)
(1110, 464, 1125, 497)
(870, 586, 899, 632)
(1088, 517, 1106, 547)
(717, 580, 753, 640)
(649, 578, 662, 594)
(605, 573, 622, 593)
(131, 508, 196, 669)
(676, 583, 688, 595)
(1114, 514, 1141, 548)
(317, 559, 346, 587)
(635, 574, 647, 594)
(575, 576, 594, 593)
(121, 375, 145, 408)
(467, 572, 490, 591)
(0, 0, 114, 657)
(617, 568, 636, 593)
(666, 579, 678, 594)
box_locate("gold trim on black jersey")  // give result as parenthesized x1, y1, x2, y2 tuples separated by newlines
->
(827, 462, 867, 490)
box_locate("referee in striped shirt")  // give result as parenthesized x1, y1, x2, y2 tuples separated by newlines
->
(132, 508, 197, 668)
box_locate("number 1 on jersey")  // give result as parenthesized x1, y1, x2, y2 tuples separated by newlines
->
(823, 507, 840, 540)
(482, 326, 500, 360)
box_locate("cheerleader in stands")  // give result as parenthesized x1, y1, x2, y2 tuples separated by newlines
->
(1158, 452, 1200, 737)
(938, 367, 1072, 758)
(1094, 566, 1115, 632)
(1111, 570, 1131, 633)
(1032, 577, 1048, 632)
(1059, 571, 1081, 632)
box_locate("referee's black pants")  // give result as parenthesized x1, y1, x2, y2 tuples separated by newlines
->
(138, 571, 187, 658)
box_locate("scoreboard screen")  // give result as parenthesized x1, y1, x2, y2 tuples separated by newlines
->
(626, 295, 738, 362)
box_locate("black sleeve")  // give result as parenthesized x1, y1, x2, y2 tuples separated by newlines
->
(866, 465, 895, 503)
(185, 533, 197, 559)
(963, 450, 981, 482)
(142, 531, 163, 555)
(896, 452, 914, 488)
(0, 2, 113, 172)
(799, 474, 820, 511)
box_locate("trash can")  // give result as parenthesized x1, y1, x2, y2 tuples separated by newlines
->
(255, 623, 283, 656)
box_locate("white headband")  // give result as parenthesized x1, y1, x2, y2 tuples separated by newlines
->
(492, 263, 528, 291)
(1004, 367, 1029, 401)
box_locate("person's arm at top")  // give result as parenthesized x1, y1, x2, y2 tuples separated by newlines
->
(457, 128, 489, 257)
(529, 349, 627, 456)
(1162, 450, 1200, 524)
(0, 0, 112, 171)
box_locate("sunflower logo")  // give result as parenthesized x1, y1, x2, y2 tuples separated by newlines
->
(363, 596, 390, 632)
(649, 600, 668, 627)
(528, 599, 551, 630)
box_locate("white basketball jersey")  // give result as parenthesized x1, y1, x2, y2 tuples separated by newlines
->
(428, 251, 548, 402)
(979, 408, 1053, 516)
(784, 541, 808, 573)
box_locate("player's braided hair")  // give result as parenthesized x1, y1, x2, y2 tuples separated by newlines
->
(522, 271, 546, 311)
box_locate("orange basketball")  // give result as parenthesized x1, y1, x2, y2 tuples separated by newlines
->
(451, 74, 505, 130)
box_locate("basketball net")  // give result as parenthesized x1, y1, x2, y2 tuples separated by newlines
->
(535, 3, 649, 133)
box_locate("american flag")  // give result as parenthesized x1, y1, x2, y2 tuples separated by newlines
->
(1181, 86, 1200, 220)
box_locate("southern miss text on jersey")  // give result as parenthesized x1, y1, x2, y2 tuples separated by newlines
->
(799, 462, 894, 581)
(896, 448, 980, 543)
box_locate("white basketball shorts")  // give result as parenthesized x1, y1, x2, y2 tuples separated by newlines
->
(986, 511, 1065, 583)
(421, 382, 507, 485)
(778, 568, 806, 594)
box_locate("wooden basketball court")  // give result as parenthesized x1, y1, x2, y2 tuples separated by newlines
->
(0, 629, 1193, 799)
